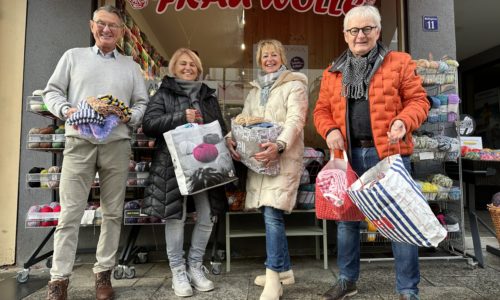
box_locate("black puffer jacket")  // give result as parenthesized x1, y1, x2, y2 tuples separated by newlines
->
(142, 76, 228, 220)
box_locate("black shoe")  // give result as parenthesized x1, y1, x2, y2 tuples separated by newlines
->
(322, 279, 358, 300)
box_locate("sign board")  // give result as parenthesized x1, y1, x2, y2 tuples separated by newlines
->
(460, 136, 483, 150)
(129, 0, 367, 16)
(423, 16, 438, 32)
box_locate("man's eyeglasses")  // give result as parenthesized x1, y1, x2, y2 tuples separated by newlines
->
(93, 20, 123, 31)
(345, 26, 377, 36)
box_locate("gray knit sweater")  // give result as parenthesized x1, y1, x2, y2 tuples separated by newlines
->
(43, 46, 149, 143)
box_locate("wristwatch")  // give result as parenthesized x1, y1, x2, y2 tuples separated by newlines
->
(276, 141, 285, 154)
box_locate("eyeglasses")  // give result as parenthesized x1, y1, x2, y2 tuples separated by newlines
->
(93, 20, 123, 31)
(345, 26, 377, 36)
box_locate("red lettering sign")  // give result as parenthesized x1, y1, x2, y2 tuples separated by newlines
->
(153, 0, 364, 15)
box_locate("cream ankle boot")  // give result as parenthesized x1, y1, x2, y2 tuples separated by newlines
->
(254, 269, 295, 287)
(259, 269, 283, 300)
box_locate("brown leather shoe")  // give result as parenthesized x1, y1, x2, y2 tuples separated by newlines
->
(95, 270, 114, 300)
(47, 279, 69, 300)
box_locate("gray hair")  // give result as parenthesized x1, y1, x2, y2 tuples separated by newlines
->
(343, 5, 381, 31)
(93, 5, 124, 24)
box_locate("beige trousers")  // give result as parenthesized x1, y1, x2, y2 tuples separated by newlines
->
(50, 137, 130, 280)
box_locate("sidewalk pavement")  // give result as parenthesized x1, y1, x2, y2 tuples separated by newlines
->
(1, 246, 499, 300)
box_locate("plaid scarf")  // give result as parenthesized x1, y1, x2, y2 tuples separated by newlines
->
(342, 46, 379, 99)
(257, 64, 287, 106)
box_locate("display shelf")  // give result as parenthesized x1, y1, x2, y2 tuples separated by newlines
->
(225, 209, 327, 272)
(26, 172, 150, 189)
(25, 209, 102, 228)
(26, 95, 57, 119)
(27, 133, 65, 150)
(410, 59, 467, 261)
(124, 209, 164, 225)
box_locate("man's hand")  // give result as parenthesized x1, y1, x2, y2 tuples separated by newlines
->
(65, 107, 77, 119)
(122, 116, 130, 124)
(387, 119, 406, 144)
(326, 129, 345, 150)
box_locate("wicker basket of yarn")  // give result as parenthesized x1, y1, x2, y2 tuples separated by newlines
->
(487, 203, 500, 246)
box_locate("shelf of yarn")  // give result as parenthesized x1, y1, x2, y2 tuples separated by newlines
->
(411, 134, 460, 163)
(123, 199, 198, 225)
(26, 95, 58, 119)
(25, 202, 102, 228)
(26, 170, 150, 189)
(131, 132, 156, 150)
(27, 133, 65, 151)
(117, 11, 166, 81)
(415, 58, 458, 86)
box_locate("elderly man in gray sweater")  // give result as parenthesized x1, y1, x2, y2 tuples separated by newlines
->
(43, 5, 148, 300)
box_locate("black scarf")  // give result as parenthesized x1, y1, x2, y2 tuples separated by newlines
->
(341, 46, 379, 99)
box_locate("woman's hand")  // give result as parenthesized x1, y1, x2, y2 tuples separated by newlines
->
(185, 108, 197, 123)
(326, 129, 345, 150)
(254, 142, 279, 167)
(387, 120, 406, 144)
(225, 137, 241, 161)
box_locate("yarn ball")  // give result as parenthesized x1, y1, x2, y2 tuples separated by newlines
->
(40, 205, 54, 226)
(27, 205, 41, 227)
(202, 133, 221, 144)
(129, 160, 137, 172)
(193, 143, 218, 163)
(492, 192, 500, 207)
(124, 200, 141, 210)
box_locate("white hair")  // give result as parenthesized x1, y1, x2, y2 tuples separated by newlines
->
(343, 5, 381, 31)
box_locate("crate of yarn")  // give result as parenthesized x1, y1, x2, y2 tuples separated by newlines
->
(487, 192, 500, 246)
(25, 203, 61, 228)
(124, 200, 163, 224)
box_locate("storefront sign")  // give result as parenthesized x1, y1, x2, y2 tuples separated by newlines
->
(423, 16, 438, 32)
(149, 0, 366, 16)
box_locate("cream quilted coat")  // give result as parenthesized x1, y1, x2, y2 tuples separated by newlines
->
(239, 70, 308, 212)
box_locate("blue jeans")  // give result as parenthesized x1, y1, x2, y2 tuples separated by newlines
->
(337, 147, 420, 295)
(262, 206, 291, 272)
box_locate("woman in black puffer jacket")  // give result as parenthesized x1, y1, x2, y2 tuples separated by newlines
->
(141, 48, 227, 297)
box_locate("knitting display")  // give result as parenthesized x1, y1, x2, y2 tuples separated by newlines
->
(415, 57, 459, 86)
(68, 95, 131, 141)
(411, 134, 459, 162)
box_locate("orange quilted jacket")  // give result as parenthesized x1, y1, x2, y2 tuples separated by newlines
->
(314, 47, 429, 159)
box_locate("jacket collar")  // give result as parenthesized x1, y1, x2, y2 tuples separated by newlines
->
(328, 41, 390, 74)
(249, 70, 308, 89)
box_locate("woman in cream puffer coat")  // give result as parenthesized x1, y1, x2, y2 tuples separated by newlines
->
(226, 39, 308, 300)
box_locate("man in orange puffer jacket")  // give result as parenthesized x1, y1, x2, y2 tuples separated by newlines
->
(314, 5, 429, 300)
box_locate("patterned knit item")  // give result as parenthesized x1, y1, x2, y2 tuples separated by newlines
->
(67, 100, 105, 126)
(87, 95, 131, 120)
(342, 46, 379, 99)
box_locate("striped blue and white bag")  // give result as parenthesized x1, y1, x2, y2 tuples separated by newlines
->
(347, 154, 447, 247)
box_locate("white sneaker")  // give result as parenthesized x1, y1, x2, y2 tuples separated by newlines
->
(187, 262, 214, 292)
(171, 265, 193, 297)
